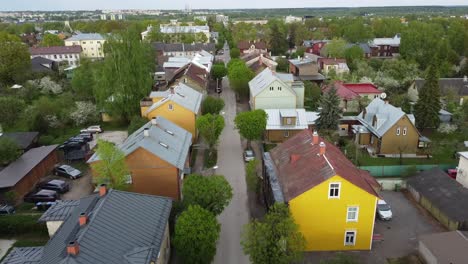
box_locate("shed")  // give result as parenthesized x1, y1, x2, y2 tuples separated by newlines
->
(419, 231, 468, 264)
(407, 167, 468, 230)
(0, 145, 58, 202)
(0, 132, 39, 151)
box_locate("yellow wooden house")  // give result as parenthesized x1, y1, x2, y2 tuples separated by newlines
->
(264, 130, 381, 251)
(140, 83, 202, 141)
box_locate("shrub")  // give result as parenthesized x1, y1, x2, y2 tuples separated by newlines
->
(201, 96, 225, 115)
(245, 159, 259, 193)
(128, 116, 148, 135)
(437, 123, 458, 134)
(0, 215, 48, 237)
(69, 101, 99, 126)
(204, 149, 217, 168)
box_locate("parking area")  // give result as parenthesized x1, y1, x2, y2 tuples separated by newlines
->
(305, 191, 445, 263)
(88, 131, 128, 149)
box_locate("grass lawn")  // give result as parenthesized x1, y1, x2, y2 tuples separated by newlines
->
(387, 254, 423, 264)
(357, 151, 457, 166)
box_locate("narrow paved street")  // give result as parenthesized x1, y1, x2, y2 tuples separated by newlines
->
(213, 76, 250, 264)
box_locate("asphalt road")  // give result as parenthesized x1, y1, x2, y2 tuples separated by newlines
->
(213, 76, 250, 264)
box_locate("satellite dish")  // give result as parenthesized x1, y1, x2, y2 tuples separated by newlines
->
(380, 93, 387, 99)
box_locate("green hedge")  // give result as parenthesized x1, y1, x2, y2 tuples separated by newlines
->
(0, 215, 48, 237)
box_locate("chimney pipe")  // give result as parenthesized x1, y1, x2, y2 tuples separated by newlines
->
(170, 87, 175, 94)
(67, 241, 79, 256)
(143, 128, 149, 137)
(319, 142, 326, 155)
(312, 131, 319, 145)
(99, 184, 107, 197)
(79, 212, 87, 227)
(151, 117, 157, 126)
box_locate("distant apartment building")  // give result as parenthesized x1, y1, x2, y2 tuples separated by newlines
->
(30, 45, 82, 66)
(285, 15, 302, 24)
(65, 33, 106, 59)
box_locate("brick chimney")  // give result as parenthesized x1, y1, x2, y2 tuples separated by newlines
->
(290, 154, 301, 165)
(319, 142, 326, 155)
(79, 212, 87, 227)
(151, 117, 157, 126)
(67, 241, 79, 256)
(312, 131, 319, 145)
(99, 184, 107, 197)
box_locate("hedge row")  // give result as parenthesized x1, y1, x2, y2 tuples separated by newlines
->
(0, 214, 48, 237)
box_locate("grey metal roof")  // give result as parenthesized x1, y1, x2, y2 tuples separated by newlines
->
(263, 152, 285, 203)
(1, 247, 43, 264)
(345, 43, 371, 54)
(407, 168, 468, 222)
(65, 33, 105, 42)
(36, 189, 172, 264)
(1, 132, 39, 150)
(265, 109, 308, 130)
(0, 145, 58, 188)
(414, 78, 468, 96)
(88, 117, 191, 170)
(147, 84, 202, 114)
(38, 200, 79, 222)
(249, 68, 295, 97)
(152, 42, 215, 53)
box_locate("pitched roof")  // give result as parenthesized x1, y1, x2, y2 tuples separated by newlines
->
(357, 98, 412, 138)
(146, 83, 203, 114)
(152, 42, 215, 52)
(249, 68, 295, 97)
(370, 34, 401, 47)
(1, 247, 43, 264)
(318, 58, 347, 65)
(343, 83, 381, 94)
(0, 145, 58, 188)
(345, 43, 371, 54)
(30, 45, 82, 55)
(1, 132, 39, 150)
(31, 57, 56, 73)
(419, 231, 468, 264)
(407, 168, 468, 221)
(184, 63, 208, 88)
(266, 130, 380, 202)
(265, 109, 308, 130)
(237, 40, 267, 50)
(35, 189, 172, 264)
(88, 117, 191, 170)
(65, 33, 105, 42)
(38, 200, 79, 222)
(289, 58, 315, 67)
(414, 78, 468, 96)
(323, 82, 359, 100)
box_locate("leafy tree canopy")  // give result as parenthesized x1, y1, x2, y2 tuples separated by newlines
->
(234, 109, 268, 144)
(317, 86, 342, 130)
(40, 33, 64, 47)
(0, 137, 21, 165)
(196, 114, 225, 150)
(201, 96, 225, 115)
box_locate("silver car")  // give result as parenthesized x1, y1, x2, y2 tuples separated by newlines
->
(243, 150, 255, 162)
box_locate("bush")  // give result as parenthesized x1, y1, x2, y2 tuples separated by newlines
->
(128, 116, 148, 135)
(437, 123, 458, 134)
(204, 149, 217, 168)
(0, 215, 48, 237)
(0, 137, 21, 165)
(201, 96, 225, 115)
(245, 159, 259, 193)
(38, 135, 55, 145)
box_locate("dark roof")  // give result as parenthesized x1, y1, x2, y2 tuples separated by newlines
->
(30, 45, 82, 55)
(237, 40, 267, 50)
(414, 78, 468, 96)
(31, 189, 172, 264)
(152, 42, 215, 53)
(267, 130, 380, 202)
(293, 74, 326, 81)
(38, 200, 79, 222)
(1, 132, 39, 150)
(345, 43, 371, 54)
(185, 63, 208, 88)
(419, 231, 468, 264)
(31, 57, 56, 73)
(1, 247, 43, 264)
(407, 167, 468, 222)
(0, 145, 58, 189)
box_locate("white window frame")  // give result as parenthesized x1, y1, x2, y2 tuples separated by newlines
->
(344, 230, 357, 246)
(396, 127, 401, 136)
(328, 182, 341, 199)
(346, 206, 359, 222)
(403, 127, 407, 136)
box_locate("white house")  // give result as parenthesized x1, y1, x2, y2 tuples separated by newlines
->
(65, 33, 106, 59)
(249, 68, 304, 110)
(456, 152, 468, 188)
(30, 45, 82, 66)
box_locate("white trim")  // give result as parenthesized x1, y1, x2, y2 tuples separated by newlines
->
(369, 198, 378, 250)
(283, 131, 290, 138)
(328, 182, 341, 199)
(344, 230, 357, 246)
(396, 127, 401, 136)
(346, 206, 359, 222)
(403, 127, 407, 136)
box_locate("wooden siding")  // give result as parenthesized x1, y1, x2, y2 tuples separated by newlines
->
(265, 129, 304, 143)
(379, 115, 419, 155)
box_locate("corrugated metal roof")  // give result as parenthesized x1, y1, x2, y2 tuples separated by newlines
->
(147, 83, 202, 114)
(1, 247, 43, 264)
(357, 98, 407, 138)
(265, 109, 308, 130)
(65, 33, 105, 42)
(160, 25, 209, 34)
(1, 132, 39, 150)
(0, 145, 58, 188)
(30, 45, 82, 55)
(305, 112, 319, 124)
(88, 117, 191, 170)
(38, 200, 80, 222)
(249, 68, 295, 97)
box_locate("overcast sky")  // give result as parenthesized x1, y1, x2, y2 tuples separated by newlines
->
(1, 0, 467, 11)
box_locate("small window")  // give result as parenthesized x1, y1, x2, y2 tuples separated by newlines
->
(125, 174, 132, 184)
(329, 182, 340, 198)
(270, 87, 274, 91)
(347, 207, 359, 222)
(396, 127, 401, 136)
(284, 131, 289, 138)
(344, 231, 356, 246)
(168, 104, 174, 110)
(278, 87, 282, 91)
(403, 127, 407, 136)
(82, 41, 86, 44)
(286, 118, 292, 125)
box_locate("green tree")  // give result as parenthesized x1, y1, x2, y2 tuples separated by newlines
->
(173, 205, 220, 264)
(0, 33, 31, 86)
(94, 27, 154, 122)
(211, 62, 228, 89)
(234, 109, 268, 147)
(371, 18, 404, 38)
(230, 47, 241, 59)
(317, 86, 342, 130)
(128, 116, 148, 135)
(182, 174, 233, 215)
(71, 58, 96, 100)
(91, 139, 130, 190)
(0, 137, 21, 165)
(304, 81, 322, 111)
(344, 46, 364, 72)
(40, 34, 64, 47)
(275, 57, 289, 72)
(268, 19, 288, 55)
(322, 38, 347, 58)
(245, 159, 259, 193)
(201, 96, 225, 115)
(228, 59, 255, 97)
(319, 253, 360, 264)
(0, 97, 26, 128)
(241, 203, 306, 264)
(196, 114, 225, 150)
(414, 64, 441, 129)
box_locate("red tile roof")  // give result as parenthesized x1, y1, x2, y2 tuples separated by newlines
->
(269, 130, 380, 201)
(322, 82, 359, 100)
(30, 45, 82, 55)
(237, 40, 267, 50)
(343, 83, 381, 94)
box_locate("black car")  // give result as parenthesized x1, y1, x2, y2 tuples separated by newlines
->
(53, 165, 82, 179)
(37, 179, 70, 193)
(78, 133, 93, 142)
(24, 189, 58, 203)
(0, 205, 15, 215)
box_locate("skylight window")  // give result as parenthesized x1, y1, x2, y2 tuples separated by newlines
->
(159, 142, 169, 149)
(176, 92, 185, 98)
(165, 129, 174, 135)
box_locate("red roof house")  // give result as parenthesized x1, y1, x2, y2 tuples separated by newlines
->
(323, 81, 381, 112)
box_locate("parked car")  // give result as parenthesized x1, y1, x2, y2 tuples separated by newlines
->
(37, 179, 70, 193)
(243, 149, 255, 162)
(377, 200, 393, 220)
(24, 189, 58, 203)
(80, 125, 103, 134)
(0, 205, 15, 215)
(78, 133, 93, 141)
(53, 165, 82, 179)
